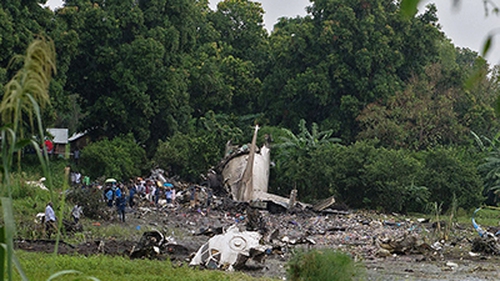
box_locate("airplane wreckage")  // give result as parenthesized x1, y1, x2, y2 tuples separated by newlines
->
(210, 125, 336, 213)
(188, 125, 337, 270)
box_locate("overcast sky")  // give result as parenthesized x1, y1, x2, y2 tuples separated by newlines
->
(45, 0, 500, 66)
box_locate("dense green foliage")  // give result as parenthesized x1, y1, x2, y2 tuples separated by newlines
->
(80, 134, 147, 181)
(287, 249, 363, 281)
(271, 139, 484, 213)
(1, 0, 500, 213)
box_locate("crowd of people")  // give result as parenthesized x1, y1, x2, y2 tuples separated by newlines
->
(100, 177, 181, 222)
(64, 169, 216, 226)
(41, 172, 217, 240)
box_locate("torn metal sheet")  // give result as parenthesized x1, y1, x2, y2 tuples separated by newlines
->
(376, 235, 432, 256)
(471, 236, 500, 255)
(130, 230, 165, 259)
(189, 224, 266, 270)
(312, 195, 336, 212)
(217, 125, 332, 212)
(222, 125, 270, 202)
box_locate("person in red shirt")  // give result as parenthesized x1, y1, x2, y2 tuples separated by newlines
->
(44, 139, 54, 154)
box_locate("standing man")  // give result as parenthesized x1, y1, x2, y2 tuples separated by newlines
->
(117, 195, 126, 222)
(105, 187, 114, 207)
(164, 183, 173, 205)
(73, 148, 80, 165)
(129, 183, 136, 208)
(154, 183, 161, 206)
(83, 175, 90, 187)
(45, 202, 57, 238)
(114, 183, 122, 202)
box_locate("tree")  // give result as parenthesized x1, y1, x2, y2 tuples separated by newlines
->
(210, 0, 268, 64)
(193, 0, 267, 116)
(261, 0, 443, 142)
(357, 43, 500, 150)
(0, 0, 57, 123)
(59, 0, 196, 153)
(357, 63, 468, 150)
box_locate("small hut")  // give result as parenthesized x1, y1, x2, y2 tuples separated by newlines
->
(46, 128, 68, 156)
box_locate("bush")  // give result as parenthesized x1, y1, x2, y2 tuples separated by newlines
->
(66, 187, 109, 220)
(308, 141, 426, 213)
(270, 139, 483, 213)
(287, 249, 363, 281)
(80, 134, 148, 181)
(154, 132, 223, 182)
(417, 147, 484, 212)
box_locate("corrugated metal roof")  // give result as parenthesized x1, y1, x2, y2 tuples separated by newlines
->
(46, 128, 68, 144)
(68, 131, 87, 142)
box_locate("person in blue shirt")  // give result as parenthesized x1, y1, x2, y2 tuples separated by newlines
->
(114, 184, 122, 199)
(129, 184, 136, 208)
(117, 195, 126, 222)
(105, 188, 114, 207)
(164, 183, 173, 204)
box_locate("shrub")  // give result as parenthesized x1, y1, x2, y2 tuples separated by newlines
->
(80, 134, 148, 181)
(417, 147, 484, 212)
(309, 141, 426, 213)
(66, 187, 109, 220)
(271, 139, 483, 213)
(287, 249, 363, 281)
(154, 132, 223, 182)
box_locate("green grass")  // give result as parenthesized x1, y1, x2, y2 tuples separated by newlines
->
(15, 251, 277, 281)
(286, 249, 364, 281)
(407, 207, 500, 228)
(457, 207, 500, 227)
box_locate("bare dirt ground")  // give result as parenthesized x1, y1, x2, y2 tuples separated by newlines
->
(15, 204, 500, 280)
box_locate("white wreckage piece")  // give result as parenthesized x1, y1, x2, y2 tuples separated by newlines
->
(222, 125, 270, 202)
(35, 212, 45, 224)
(189, 224, 267, 270)
(150, 168, 168, 184)
(221, 125, 334, 210)
(26, 177, 48, 191)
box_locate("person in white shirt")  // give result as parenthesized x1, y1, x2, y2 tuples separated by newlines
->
(75, 172, 82, 185)
(45, 202, 57, 238)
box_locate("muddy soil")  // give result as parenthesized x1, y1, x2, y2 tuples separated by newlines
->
(15, 204, 500, 280)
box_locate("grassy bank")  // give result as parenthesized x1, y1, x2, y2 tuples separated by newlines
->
(16, 251, 276, 281)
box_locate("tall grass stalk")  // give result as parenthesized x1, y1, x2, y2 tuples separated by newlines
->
(0, 36, 61, 281)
